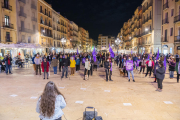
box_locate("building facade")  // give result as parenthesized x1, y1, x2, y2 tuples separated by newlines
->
(98, 34, 115, 51)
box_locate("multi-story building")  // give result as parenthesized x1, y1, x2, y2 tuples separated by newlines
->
(79, 27, 87, 50)
(38, 0, 53, 50)
(60, 15, 68, 45)
(72, 22, 78, 42)
(52, 10, 61, 48)
(89, 38, 93, 49)
(98, 34, 115, 51)
(0, 0, 17, 44)
(174, 0, 180, 54)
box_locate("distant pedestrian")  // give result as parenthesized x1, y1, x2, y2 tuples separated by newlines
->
(51, 55, 58, 75)
(41, 58, 49, 79)
(84, 58, 91, 80)
(156, 61, 165, 92)
(75, 57, 80, 71)
(145, 57, 154, 77)
(32, 54, 36, 72)
(4, 55, 12, 75)
(34, 54, 42, 75)
(61, 55, 70, 78)
(70, 57, 76, 75)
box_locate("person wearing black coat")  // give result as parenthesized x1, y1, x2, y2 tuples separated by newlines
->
(156, 61, 165, 92)
(61, 55, 70, 78)
(104, 58, 112, 82)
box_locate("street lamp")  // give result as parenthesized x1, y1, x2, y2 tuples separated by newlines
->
(61, 38, 66, 54)
(115, 38, 121, 54)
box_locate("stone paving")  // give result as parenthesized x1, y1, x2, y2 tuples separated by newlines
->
(0, 64, 180, 120)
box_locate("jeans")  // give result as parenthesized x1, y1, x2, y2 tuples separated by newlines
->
(53, 66, 57, 74)
(62, 66, 68, 78)
(76, 65, 80, 71)
(44, 68, 48, 79)
(36, 64, 41, 75)
(157, 79, 163, 89)
(169, 71, 174, 78)
(0, 66, 1, 73)
(59, 62, 63, 72)
(6, 65, 11, 74)
(116, 60, 119, 66)
(105, 69, 111, 81)
(127, 70, 134, 80)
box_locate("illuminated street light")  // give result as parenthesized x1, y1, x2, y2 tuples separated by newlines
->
(115, 38, 122, 54)
(145, 28, 148, 32)
(61, 38, 66, 54)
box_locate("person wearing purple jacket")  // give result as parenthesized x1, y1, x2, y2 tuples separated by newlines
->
(168, 58, 176, 79)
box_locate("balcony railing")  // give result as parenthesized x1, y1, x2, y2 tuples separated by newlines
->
(31, 4, 36, 10)
(174, 15, 180, 23)
(19, 12, 27, 18)
(41, 33, 53, 38)
(3, 22, 14, 29)
(18, 0, 26, 4)
(5, 37, 12, 42)
(31, 17, 37, 22)
(163, 2, 169, 10)
(174, 36, 180, 42)
(143, 6, 148, 13)
(162, 18, 169, 24)
(2, 3, 12, 11)
(19, 27, 33, 34)
(53, 27, 56, 30)
(161, 37, 169, 42)
(141, 30, 152, 36)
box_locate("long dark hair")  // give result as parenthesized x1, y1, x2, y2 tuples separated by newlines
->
(40, 81, 65, 117)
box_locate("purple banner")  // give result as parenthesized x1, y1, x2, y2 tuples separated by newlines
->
(82, 57, 86, 64)
(126, 60, 133, 71)
(136, 60, 140, 67)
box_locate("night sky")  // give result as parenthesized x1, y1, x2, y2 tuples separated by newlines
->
(46, 0, 143, 40)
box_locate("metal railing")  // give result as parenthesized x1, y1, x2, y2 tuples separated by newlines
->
(19, 27, 33, 34)
(174, 36, 180, 42)
(31, 4, 36, 10)
(174, 15, 180, 23)
(3, 22, 14, 29)
(31, 17, 37, 22)
(18, 0, 26, 4)
(19, 12, 27, 18)
(162, 18, 169, 24)
(41, 33, 53, 38)
(141, 30, 152, 36)
(163, 2, 169, 10)
(5, 36, 12, 42)
(161, 37, 169, 42)
(2, 3, 12, 11)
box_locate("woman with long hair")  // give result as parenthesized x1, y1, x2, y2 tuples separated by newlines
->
(36, 81, 66, 120)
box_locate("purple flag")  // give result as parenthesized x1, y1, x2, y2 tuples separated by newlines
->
(136, 60, 140, 67)
(131, 49, 133, 54)
(156, 48, 159, 60)
(164, 56, 166, 71)
(110, 62, 112, 71)
(147, 54, 150, 59)
(63, 55, 65, 58)
(126, 60, 133, 71)
(82, 57, 86, 64)
(73, 55, 75, 60)
(77, 48, 79, 55)
(109, 44, 115, 58)
(92, 47, 96, 62)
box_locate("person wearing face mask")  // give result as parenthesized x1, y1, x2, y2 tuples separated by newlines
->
(104, 58, 112, 82)
(126, 57, 135, 82)
(123, 57, 128, 77)
(145, 57, 154, 77)
(34, 53, 42, 75)
(70, 57, 76, 76)
(75, 57, 80, 71)
(61, 55, 70, 78)
(84, 58, 91, 80)
(140, 57, 146, 73)
(51, 55, 58, 75)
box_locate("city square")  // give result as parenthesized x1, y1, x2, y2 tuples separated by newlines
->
(1, 0, 180, 120)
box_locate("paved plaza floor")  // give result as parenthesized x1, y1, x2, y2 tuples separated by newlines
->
(0, 64, 180, 120)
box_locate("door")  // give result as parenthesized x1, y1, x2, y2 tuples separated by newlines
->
(165, 29, 167, 41)
(4, 0, 8, 8)
(163, 50, 168, 54)
(21, 21, 24, 30)
(5, 15, 9, 26)
(6, 32, 10, 42)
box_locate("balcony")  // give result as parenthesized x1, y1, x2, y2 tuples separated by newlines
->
(2, 3, 12, 11)
(161, 37, 169, 42)
(18, 0, 26, 4)
(163, 2, 169, 10)
(19, 12, 27, 18)
(3, 22, 14, 29)
(53, 27, 56, 30)
(19, 27, 33, 34)
(143, 6, 148, 13)
(5, 37, 12, 42)
(162, 18, 169, 24)
(174, 36, 180, 42)
(31, 17, 37, 22)
(141, 30, 152, 36)
(41, 33, 53, 38)
(31, 4, 36, 10)
(174, 15, 180, 23)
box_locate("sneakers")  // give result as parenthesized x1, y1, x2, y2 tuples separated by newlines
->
(133, 80, 135, 82)
(43, 78, 45, 79)
(155, 89, 159, 91)
(154, 81, 156, 82)
(158, 89, 162, 92)
(109, 80, 113, 81)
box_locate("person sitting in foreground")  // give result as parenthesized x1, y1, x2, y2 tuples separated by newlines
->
(36, 81, 66, 120)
